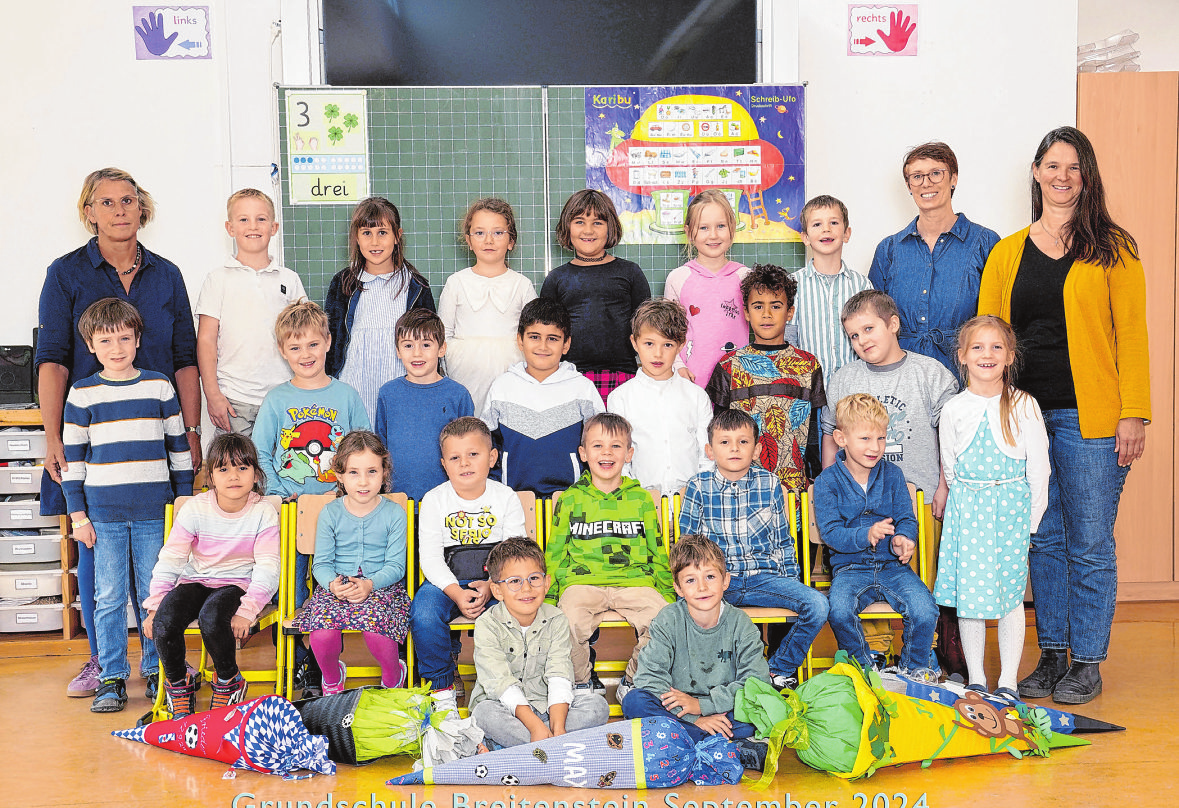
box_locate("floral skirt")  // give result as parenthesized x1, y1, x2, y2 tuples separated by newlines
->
(289, 582, 411, 642)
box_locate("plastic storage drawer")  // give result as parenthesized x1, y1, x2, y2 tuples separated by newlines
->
(0, 501, 60, 529)
(0, 431, 47, 460)
(0, 564, 63, 598)
(0, 466, 43, 494)
(0, 602, 64, 633)
(0, 535, 62, 564)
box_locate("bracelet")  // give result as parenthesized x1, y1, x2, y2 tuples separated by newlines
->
(71, 517, 91, 529)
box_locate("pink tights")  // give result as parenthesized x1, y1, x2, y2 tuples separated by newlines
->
(309, 629, 404, 687)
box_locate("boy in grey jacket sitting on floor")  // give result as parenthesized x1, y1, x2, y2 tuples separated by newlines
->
(469, 537, 609, 748)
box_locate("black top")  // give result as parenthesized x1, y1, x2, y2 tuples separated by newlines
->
(1009, 236, 1077, 410)
(540, 257, 651, 373)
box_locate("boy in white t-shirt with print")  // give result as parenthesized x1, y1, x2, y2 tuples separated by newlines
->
(412, 416, 528, 712)
(196, 189, 306, 437)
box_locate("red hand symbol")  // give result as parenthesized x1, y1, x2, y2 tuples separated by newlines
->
(877, 10, 916, 52)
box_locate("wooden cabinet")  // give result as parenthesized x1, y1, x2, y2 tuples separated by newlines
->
(1078, 72, 1179, 601)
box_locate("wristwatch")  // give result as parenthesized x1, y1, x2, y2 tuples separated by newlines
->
(185, 426, 201, 436)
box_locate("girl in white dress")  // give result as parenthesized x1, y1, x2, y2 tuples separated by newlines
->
(439, 198, 537, 413)
(935, 315, 1050, 703)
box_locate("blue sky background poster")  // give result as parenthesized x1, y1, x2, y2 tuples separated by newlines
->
(586, 85, 805, 245)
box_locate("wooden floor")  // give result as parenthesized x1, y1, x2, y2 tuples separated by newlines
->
(5, 602, 1177, 808)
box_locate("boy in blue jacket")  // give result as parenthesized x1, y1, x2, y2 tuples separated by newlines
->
(813, 393, 938, 680)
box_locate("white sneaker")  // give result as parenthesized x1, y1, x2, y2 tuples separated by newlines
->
(769, 672, 798, 691)
(614, 676, 634, 704)
(432, 686, 458, 717)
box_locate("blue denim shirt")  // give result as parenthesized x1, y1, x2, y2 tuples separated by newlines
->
(36, 238, 197, 388)
(812, 451, 918, 571)
(868, 213, 999, 380)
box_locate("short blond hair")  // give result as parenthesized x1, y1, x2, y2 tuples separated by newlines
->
(834, 393, 889, 433)
(227, 188, 275, 219)
(78, 168, 156, 235)
(274, 300, 328, 346)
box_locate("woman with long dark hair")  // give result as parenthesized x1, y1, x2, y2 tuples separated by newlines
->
(978, 126, 1150, 704)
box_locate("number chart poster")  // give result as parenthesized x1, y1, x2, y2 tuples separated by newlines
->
(285, 90, 369, 205)
(586, 85, 805, 245)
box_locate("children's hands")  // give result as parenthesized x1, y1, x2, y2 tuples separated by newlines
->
(230, 615, 251, 642)
(348, 577, 374, 603)
(677, 367, 696, 382)
(529, 723, 555, 742)
(659, 688, 701, 716)
(694, 713, 735, 738)
(142, 610, 155, 640)
(72, 513, 96, 549)
(891, 535, 916, 564)
(330, 575, 373, 603)
(206, 391, 238, 432)
(867, 518, 895, 547)
(932, 477, 949, 520)
(454, 585, 485, 619)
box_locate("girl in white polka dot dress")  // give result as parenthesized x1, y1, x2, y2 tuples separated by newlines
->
(935, 316, 1050, 703)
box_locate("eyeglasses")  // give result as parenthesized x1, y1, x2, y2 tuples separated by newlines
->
(469, 229, 511, 241)
(494, 573, 546, 592)
(906, 169, 948, 187)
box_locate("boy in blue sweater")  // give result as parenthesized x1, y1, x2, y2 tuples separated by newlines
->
(61, 298, 194, 713)
(481, 297, 603, 495)
(374, 309, 473, 501)
(813, 393, 938, 680)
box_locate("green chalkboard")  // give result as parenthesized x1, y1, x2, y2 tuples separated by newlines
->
(278, 86, 805, 306)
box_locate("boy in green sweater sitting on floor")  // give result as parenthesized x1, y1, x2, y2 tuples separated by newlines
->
(621, 533, 772, 771)
(545, 412, 674, 703)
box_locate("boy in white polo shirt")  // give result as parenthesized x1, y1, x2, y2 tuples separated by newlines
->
(196, 188, 307, 437)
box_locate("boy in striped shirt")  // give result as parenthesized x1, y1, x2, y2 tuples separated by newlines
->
(62, 298, 194, 713)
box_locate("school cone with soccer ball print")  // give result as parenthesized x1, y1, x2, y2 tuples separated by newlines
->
(735, 652, 1088, 783)
(112, 695, 335, 777)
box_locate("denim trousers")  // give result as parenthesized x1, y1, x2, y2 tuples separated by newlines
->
(1031, 409, 1129, 663)
(77, 541, 149, 662)
(724, 572, 829, 674)
(153, 582, 245, 682)
(621, 688, 756, 745)
(93, 519, 164, 681)
(828, 563, 938, 671)
(409, 580, 497, 689)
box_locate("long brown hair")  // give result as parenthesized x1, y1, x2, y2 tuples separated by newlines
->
(956, 316, 1024, 447)
(342, 197, 429, 298)
(1031, 127, 1138, 269)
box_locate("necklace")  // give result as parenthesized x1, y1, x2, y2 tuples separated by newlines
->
(575, 252, 609, 263)
(1039, 220, 1063, 248)
(119, 244, 144, 277)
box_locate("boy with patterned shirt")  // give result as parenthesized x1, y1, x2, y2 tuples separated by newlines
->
(706, 264, 826, 492)
(545, 413, 673, 699)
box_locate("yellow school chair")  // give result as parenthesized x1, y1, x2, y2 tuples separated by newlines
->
(407, 490, 542, 714)
(670, 485, 806, 683)
(802, 482, 929, 679)
(281, 492, 413, 698)
(146, 495, 287, 722)
(544, 488, 667, 716)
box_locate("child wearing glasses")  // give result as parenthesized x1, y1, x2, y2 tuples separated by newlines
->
(469, 537, 610, 748)
(544, 413, 674, 702)
(438, 198, 538, 413)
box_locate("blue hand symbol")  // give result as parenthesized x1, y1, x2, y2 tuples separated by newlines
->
(135, 12, 178, 56)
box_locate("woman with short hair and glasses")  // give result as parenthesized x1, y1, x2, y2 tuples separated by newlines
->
(869, 142, 1001, 384)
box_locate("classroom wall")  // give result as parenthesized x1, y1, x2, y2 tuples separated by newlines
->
(0, 0, 1090, 348)
(1079, 0, 1179, 72)
(771, 0, 1079, 273)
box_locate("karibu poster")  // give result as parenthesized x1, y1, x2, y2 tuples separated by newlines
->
(586, 85, 805, 245)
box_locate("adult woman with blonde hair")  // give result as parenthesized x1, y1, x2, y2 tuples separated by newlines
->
(978, 126, 1150, 704)
(36, 167, 202, 699)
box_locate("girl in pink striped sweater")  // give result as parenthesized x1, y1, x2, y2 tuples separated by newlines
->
(143, 433, 281, 718)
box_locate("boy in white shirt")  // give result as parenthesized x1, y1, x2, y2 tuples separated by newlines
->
(607, 298, 712, 495)
(196, 189, 306, 437)
(412, 417, 528, 711)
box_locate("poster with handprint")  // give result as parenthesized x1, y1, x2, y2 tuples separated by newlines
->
(285, 90, 370, 205)
(848, 5, 918, 56)
(133, 7, 211, 60)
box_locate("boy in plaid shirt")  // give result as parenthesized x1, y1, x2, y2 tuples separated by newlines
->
(545, 413, 673, 701)
(678, 409, 828, 689)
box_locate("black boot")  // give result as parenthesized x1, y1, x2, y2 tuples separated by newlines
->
(1018, 649, 1069, 699)
(1053, 661, 1102, 705)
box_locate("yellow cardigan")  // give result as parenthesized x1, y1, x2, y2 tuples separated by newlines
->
(977, 227, 1151, 439)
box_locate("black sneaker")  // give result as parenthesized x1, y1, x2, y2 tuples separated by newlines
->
(589, 671, 607, 695)
(769, 672, 798, 691)
(91, 678, 128, 713)
(145, 675, 159, 702)
(734, 737, 770, 771)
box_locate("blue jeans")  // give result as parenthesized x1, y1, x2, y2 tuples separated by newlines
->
(1032, 409, 1129, 663)
(410, 580, 497, 689)
(724, 572, 829, 674)
(93, 519, 164, 681)
(77, 542, 149, 662)
(621, 688, 756, 745)
(829, 562, 938, 671)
